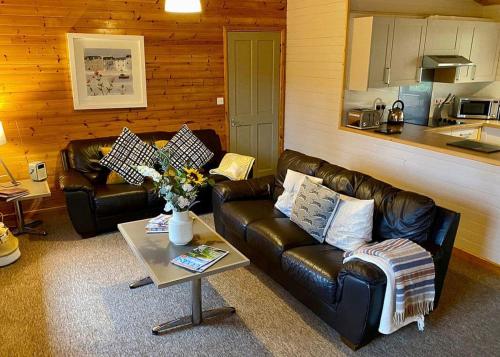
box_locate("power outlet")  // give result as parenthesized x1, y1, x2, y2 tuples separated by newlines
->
(216, 97, 224, 106)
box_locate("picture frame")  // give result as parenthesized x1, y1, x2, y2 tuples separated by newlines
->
(67, 33, 148, 110)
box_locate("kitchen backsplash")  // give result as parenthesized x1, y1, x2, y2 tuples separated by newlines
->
(343, 80, 499, 124)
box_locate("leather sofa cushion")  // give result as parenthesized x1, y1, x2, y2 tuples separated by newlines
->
(94, 184, 148, 216)
(274, 150, 325, 200)
(246, 218, 318, 266)
(282, 245, 344, 305)
(221, 200, 286, 239)
(317, 162, 436, 244)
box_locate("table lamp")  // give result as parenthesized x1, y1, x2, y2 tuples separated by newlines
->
(0, 121, 19, 187)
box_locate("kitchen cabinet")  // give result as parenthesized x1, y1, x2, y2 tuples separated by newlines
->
(469, 22, 500, 82)
(348, 16, 426, 90)
(451, 128, 481, 140)
(390, 18, 427, 87)
(349, 16, 500, 90)
(481, 126, 500, 145)
(434, 21, 500, 83)
(424, 18, 462, 56)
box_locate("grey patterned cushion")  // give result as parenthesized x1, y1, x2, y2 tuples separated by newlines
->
(99, 127, 158, 185)
(164, 124, 214, 170)
(290, 177, 341, 243)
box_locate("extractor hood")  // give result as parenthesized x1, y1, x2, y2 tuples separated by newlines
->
(422, 55, 475, 69)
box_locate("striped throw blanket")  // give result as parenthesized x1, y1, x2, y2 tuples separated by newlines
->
(344, 238, 435, 331)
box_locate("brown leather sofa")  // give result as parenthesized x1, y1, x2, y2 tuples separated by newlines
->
(213, 149, 460, 349)
(60, 129, 226, 238)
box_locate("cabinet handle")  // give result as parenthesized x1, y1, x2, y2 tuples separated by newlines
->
(471, 65, 477, 81)
(416, 67, 423, 83)
(384, 67, 391, 85)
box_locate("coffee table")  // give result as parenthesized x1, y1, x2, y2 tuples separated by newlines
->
(118, 213, 250, 335)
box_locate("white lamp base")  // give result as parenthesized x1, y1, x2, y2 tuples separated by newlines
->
(0, 247, 21, 267)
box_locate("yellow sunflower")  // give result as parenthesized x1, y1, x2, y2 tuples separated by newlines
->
(184, 168, 205, 185)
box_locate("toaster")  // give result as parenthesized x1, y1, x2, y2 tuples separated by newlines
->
(28, 161, 47, 181)
(346, 109, 381, 130)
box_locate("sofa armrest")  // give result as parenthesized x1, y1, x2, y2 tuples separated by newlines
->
(212, 175, 274, 204)
(59, 169, 94, 194)
(334, 258, 386, 349)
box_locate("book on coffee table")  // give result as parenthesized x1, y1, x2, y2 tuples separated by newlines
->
(171, 245, 229, 273)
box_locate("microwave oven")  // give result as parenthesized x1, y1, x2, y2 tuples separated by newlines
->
(451, 97, 500, 119)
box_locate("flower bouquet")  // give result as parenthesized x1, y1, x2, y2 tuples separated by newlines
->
(137, 149, 213, 245)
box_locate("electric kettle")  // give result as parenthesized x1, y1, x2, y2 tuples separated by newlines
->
(388, 100, 405, 124)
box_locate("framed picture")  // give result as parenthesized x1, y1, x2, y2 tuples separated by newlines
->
(67, 33, 147, 110)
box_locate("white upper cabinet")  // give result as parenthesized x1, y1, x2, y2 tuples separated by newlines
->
(389, 18, 427, 87)
(469, 22, 500, 82)
(424, 18, 461, 55)
(348, 16, 425, 90)
(348, 16, 394, 90)
(348, 16, 500, 90)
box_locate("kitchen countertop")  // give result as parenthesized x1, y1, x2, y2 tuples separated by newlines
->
(340, 119, 500, 166)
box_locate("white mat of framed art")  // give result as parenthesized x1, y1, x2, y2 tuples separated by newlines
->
(67, 33, 147, 110)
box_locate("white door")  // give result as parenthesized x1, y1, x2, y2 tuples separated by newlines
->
(424, 19, 461, 55)
(388, 18, 427, 87)
(469, 22, 500, 82)
(368, 17, 394, 88)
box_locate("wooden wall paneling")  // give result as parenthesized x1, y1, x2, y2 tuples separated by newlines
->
(0, 0, 286, 216)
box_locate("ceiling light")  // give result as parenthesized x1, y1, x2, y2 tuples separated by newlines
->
(165, 0, 202, 13)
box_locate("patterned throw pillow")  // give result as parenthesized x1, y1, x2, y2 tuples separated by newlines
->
(290, 177, 341, 243)
(164, 125, 214, 170)
(100, 147, 126, 185)
(99, 128, 158, 185)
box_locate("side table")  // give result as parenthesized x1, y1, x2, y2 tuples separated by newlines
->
(7, 179, 51, 236)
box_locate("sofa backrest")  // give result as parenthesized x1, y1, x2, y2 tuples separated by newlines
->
(275, 150, 437, 244)
(63, 129, 224, 183)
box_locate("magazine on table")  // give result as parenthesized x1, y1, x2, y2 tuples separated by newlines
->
(145, 214, 171, 234)
(171, 245, 229, 273)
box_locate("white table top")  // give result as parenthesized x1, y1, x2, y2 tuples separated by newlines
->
(4, 179, 51, 202)
(118, 213, 250, 289)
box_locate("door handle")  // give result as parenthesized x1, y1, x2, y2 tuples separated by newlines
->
(470, 65, 477, 81)
(231, 119, 240, 127)
(384, 67, 391, 85)
(416, 67, 423, 83)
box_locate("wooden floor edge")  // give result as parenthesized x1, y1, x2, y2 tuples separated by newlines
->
(452, 248, 500, 275)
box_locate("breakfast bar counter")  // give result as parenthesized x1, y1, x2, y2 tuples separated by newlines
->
(341, 120, 500, 166)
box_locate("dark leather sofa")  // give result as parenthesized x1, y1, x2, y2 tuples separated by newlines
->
(60, 129, 226, 238)
(213, 149, 460, 349)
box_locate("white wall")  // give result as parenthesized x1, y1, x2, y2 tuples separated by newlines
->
(285, 0, 500, 265)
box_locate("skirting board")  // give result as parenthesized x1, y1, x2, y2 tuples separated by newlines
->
(452, 248, 500, 275)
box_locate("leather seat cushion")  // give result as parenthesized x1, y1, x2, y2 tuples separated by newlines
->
(220, 200, 286, 239)
(282, 245, 345, 304)
(94, 184, 148, 216)
(246, 218, 318, 266)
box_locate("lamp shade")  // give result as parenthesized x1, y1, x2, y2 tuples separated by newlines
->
(165, 0, 202, 13)
(0, 121, 7, 146)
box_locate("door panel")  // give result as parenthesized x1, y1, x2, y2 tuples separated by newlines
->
(368, 16, 394, 88)
(234, 40, 252, 116)
(257, 123, 274, 175)
(470, 22, 500, 82)
(424, 19, 461, 55)
(389, 18, 427, 87)
(228, 32, 281, 177)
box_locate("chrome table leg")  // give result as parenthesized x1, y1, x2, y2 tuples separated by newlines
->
(152, 277, 236, 335)
(12, 200, 47, 236)
(129, 276, 153, 289)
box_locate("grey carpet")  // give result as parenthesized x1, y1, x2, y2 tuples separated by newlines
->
(0, 211, 499, 357)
